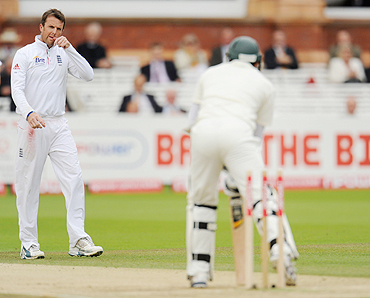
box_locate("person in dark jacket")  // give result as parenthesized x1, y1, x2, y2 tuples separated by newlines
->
(140, 42, 180, 83)
(119, 74, 162, 113)
(77, 22, 111, 69)
(209, 27, 235, 66)
(264, 30, 298, 69)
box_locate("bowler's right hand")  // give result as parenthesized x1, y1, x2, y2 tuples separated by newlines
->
(27, 112, 46, 129)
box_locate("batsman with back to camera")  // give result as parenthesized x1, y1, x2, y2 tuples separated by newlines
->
(186, 36, 299, 288)
(11, 9, 103, 259)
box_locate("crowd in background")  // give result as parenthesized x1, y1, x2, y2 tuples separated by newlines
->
(0, 23, 367, 116)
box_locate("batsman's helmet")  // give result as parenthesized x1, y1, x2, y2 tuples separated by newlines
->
(226, 36, 262, 65)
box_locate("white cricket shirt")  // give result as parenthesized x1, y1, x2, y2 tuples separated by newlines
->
(11, 35, 94, 119)
(192, 60, 275, 132)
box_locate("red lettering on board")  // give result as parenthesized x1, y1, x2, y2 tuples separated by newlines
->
(304, 135, 320, 166)
(157, 134, 173, 165)
(337, 135, 353, 166)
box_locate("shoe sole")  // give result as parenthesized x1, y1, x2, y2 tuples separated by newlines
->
(69, 250, 103, 257)
(270, 259, 297, 286)
(21, 255, 45, 260)
(286, 280, 296, 286)
(191, 282, 207, 288)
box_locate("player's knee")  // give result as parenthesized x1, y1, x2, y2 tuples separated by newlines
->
(224, 175, 240, 197)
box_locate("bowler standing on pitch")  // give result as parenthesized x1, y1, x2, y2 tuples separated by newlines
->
(11, 9, 103, 259)
(186, 36, 298, 287)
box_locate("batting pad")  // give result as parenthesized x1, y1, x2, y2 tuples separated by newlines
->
(186, 204, 217, 280)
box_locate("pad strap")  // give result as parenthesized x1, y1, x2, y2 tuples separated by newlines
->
(194, 222, 217, 231)
(194, 204, 217, 210)
(192, 253, 211, 263)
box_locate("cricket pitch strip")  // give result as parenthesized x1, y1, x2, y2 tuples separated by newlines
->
(0, 263, 369, 298)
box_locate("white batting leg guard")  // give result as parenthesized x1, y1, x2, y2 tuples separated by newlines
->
(224, 174, 243, 227)
(252, 185, 299, 261)
(186, 204, 217, 287)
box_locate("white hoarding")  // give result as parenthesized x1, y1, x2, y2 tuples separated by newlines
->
(1, 114, 369, 192)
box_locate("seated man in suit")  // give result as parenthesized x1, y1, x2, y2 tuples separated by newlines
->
(119, 74, 162, 113)
(77, 22, 111, 69)
(140, 42, 180, 83)
(209, 27, 235, 66)
(264, 30, 298, 69)
(0, 56, 16, 111)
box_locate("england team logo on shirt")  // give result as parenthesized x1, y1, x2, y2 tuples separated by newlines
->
(33, 56, 45, 65)
(57, 55, 62, 66)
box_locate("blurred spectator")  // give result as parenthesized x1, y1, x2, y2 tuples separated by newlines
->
(65, 98, 74, 113)
(77, 22, 111, 68)
(140, 42, 180, 83)
(329, 30, 361, 59)
(119, 74, 162, 113)
(162, 88, 187, 115)
(209, 27, 235, 66)
(0, 28, 21, 63)
(346, 96, 357, 115)
(0, 56, 16, 111)
(174, 33, 208, 72)
(328, 45, 366, 83)
(264, 30, 299, 69)
(0, 60, 1, 81)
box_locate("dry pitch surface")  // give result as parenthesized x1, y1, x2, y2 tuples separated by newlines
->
(0, 264, 370, 298)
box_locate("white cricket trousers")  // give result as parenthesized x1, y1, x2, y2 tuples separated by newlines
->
(15, 116, 89, 250)
(188, 117, 264, 206)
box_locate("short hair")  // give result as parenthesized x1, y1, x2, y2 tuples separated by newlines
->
(85, 22, 102, 36)
(41, 9, 66, 30)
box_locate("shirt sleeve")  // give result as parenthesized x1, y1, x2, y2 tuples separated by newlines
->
(11, 50, 34, 119)
(354, 59, 367, 82)
(328, 58, 345, 83)
(192, 74, 204, 105)
(66, 44, 94, 81)
(256, 82, 275, 127)
(187, 103, 200, 127)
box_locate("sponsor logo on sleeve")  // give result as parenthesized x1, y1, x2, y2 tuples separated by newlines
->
(13, 63, 20, 70)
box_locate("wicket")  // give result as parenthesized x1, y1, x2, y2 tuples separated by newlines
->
(244, 170, 285, 289)
(244, 171, 254, 289)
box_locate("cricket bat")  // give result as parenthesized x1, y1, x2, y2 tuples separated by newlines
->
(228, 171, 254, 288)
(229, 195, 246, 286)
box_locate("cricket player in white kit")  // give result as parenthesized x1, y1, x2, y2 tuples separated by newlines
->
(186, 36, 298, 287)
(11, 9, 103, 259)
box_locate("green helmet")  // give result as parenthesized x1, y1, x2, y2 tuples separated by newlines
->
(226, 36, 262, 64)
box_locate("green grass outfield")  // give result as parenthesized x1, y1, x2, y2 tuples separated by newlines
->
(0, 187, 369, 278)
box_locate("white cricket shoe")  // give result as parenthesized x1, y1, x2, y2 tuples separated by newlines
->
(20, 245, 45, 260)
(271, 255, 297, 286)
(68, 237, 103, 257)
(190, 272, 208, 288)
(284, 259, 297, 286)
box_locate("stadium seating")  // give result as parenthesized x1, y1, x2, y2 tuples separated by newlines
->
(38, 59, 370, 116)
